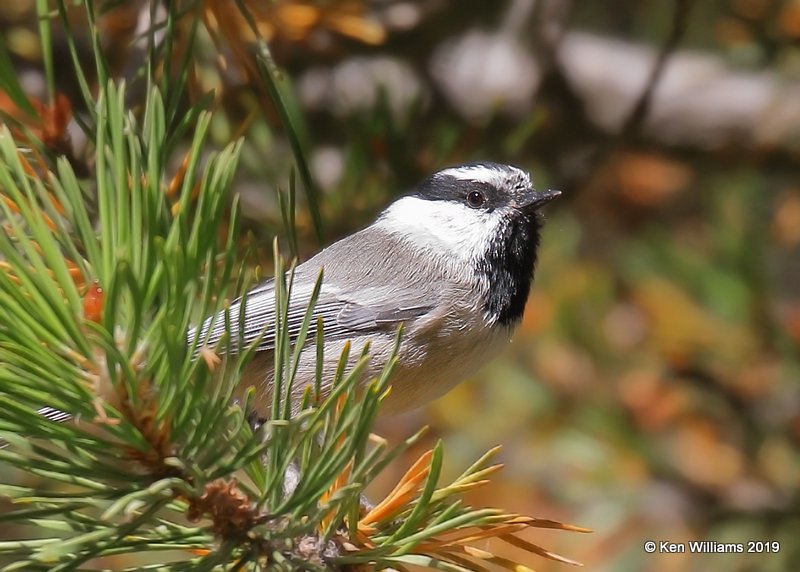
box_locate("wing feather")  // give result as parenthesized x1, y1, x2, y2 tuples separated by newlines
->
(192, 225, 445, 353)
(193, 281, 435, 352)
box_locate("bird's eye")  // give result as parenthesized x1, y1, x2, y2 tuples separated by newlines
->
(466, 190, 485, 208)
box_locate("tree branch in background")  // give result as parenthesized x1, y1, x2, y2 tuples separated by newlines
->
(549, 0, 695, 198)
(619, 0, 695, 140)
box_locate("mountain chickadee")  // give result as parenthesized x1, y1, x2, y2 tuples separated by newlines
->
(27, 162, 557, 432)
(197, 162, 559, 415)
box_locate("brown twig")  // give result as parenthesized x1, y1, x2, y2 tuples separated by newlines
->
(545, 0, 695, 199)
(529, 0, 575, 74)
(619, 0, 695, 140)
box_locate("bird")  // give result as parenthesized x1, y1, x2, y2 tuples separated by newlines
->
(194, 161, 560, 417)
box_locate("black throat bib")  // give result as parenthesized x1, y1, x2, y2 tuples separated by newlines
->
(477, 212, 542, 326)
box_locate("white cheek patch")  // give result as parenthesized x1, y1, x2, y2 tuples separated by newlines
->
(377, 196, 501, 263)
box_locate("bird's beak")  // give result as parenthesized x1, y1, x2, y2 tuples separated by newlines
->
(523, 189, 561, 211)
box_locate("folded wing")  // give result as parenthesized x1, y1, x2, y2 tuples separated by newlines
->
(192, 280, 436, 352)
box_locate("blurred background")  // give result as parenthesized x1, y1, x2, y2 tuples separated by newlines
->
(2, 0, 799, 570)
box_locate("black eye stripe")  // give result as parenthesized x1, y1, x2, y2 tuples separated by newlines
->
(413, 175, 500, 207)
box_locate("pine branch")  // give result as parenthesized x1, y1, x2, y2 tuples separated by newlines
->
(0, 2, 585, 570)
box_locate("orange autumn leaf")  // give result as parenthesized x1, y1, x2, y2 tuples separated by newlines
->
(358, 448, 433, 533)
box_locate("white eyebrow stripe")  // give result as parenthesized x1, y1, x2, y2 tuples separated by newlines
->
(437, 164, 530, 189)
